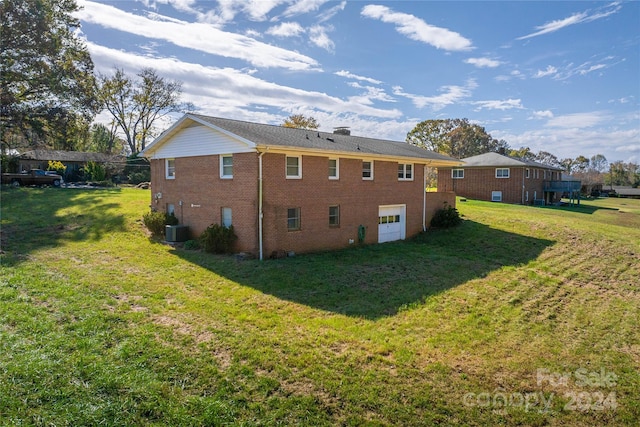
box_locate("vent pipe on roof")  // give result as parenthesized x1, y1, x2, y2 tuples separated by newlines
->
(333, 127, 351, 135)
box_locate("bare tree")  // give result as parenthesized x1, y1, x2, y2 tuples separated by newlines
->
(99, 68, 192, 154)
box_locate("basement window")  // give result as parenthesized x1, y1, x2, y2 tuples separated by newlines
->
(287, 207, 301, 231)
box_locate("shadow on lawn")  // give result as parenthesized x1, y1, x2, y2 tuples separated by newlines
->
(0, 187, 125, 264)
(542, 201, 619, 215)
(177, 219, 554, 319)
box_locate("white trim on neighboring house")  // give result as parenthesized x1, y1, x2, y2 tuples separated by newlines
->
(362, 160, 374, 180)
(286, 155, 302, 179)
(496, 168, 510, 178)
(328, 158, 339, 180)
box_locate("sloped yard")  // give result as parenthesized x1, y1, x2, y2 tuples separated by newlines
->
(1, 187, 638, 426)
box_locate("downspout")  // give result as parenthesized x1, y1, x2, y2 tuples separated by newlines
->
(522, 167, 525, 205)
(258, 150, 266, 261)
(423, 164, 427, 231)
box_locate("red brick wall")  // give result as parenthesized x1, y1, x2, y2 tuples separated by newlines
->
(149, 153, 259, 252)
(438, 166, 549, 204)
(150, 153, 451, 256)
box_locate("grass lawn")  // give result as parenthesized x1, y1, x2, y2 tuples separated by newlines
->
(1, 187, 638, 426)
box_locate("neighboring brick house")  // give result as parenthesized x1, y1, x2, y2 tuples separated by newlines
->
(141, 114, 462, 259)
(438, 152, 569, 205)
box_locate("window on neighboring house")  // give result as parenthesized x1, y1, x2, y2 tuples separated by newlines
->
(287, 207, 301, 231)
(362, 161, 374, 180)
(328, 158, 339, 180)
(398, 163, 413, 180)
(525, 191, 529, 202)
(329, 205, 340, 227)
(452, 169, 464, 179)
(492, 191, 503, 202)
(535, 169, 539, 179)
(166, 158, 175, 179)
(167, 204, 175, 215)
(220, 155, 233, 178)
(496, 168, 510, 178)
(221, 207, 232, 227)
(286, 156, 302, 179)
(526, 168, 530, 179)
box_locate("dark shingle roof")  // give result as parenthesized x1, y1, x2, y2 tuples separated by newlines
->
(182, 114, 461, 165)
(20, 150, 124, 163)
(459, 152, 563, 170)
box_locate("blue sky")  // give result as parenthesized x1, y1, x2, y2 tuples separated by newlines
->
(75, 1, 639, 162)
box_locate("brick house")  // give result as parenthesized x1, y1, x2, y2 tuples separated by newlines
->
(141, 114, 461, 259)
(437, 152, 569, 205)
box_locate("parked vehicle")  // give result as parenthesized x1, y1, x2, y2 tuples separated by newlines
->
(1, 169, 63, 187)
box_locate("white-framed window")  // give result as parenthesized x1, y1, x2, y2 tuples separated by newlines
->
(328, 158, 339, 180)
(329, 205, 340, 227)
(167, 204, 175, 215)
(496, 168, 510, 178)
(525, 191, 529, 202)
(526, 168, 530, 179)
(286, 155, 302, 179)
(452, 169, 464, 179)
(220, 155, 233, 179)
(221, 207, 232, 227)
(362, 160, 374, 180)
(165, 158, 175, 179)
(492, 191, 503, 202)
(398, 163, 413, 181)
(535, 169, 539, 179)
(287, 207, 301, 231)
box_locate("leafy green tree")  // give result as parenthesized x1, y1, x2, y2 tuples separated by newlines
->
(534, 151, 561, 168)
(406, 118, 508, 158)
(282, 114, 320, 130)
(1, 0, 99, 152)
(508, 147, 535, 161)
(99, 68, 191, 154)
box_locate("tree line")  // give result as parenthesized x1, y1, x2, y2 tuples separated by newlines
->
(1, 0, 190, 157)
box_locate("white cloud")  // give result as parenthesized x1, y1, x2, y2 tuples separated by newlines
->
(473, 99, 523, 111)
(393, 79, 476, 110)
(531, 110, 554, 119)
(317, 1, 346, 23)
(86, 43, 402, 122)
(545, 112, 608, 128)
(266, 22, 305, 37)
(465, 57, 501, 68)
(309, 25, 335, 52)
(335, 70, 382, 85)
(517, 2, 622, 40)
(361, 5, 473, 51)
(534, 65, 558, 78)
(283, 0, 331, 17)
(76, 1, 319, 70)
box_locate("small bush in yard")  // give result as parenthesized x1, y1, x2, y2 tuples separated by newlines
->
(200, 224, 237, 254)
(430, 203, 463, 228)
(143, 211, 179, 236)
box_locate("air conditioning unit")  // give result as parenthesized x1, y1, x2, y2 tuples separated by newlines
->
(165, 225, 189, 242)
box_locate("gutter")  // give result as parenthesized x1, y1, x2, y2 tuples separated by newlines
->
(423, 165, 427, 231)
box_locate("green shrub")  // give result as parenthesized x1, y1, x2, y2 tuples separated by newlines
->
(430, 203, 463, 228)
(85, 161, 106, 181)
(200, 224, 237, 254)
(183, 239, 201, 250)
(143, 211, 178, 236)
(128, 170, 151, 184)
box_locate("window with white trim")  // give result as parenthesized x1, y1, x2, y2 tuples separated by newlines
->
(286, 156, 302, 179)
(492, 191, 502, 202)
(362, 161, 373, 180)
(328, 158, 339, 180)
(452, 169, 464, 179)
(166, 158, 175, 179)
(329, 205, 340, 227)
(220, 155, 233, 178)
(495, 168, 510, 178)
(398, 163, 413, 180)
(221, 207, 232, 227)
(526, 168, 530, 179)
(287, 207, 301, 231)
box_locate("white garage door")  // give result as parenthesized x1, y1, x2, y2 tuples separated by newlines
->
(378, 205, 406, 243)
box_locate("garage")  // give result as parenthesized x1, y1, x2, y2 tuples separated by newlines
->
(378, 205, 406, 243)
